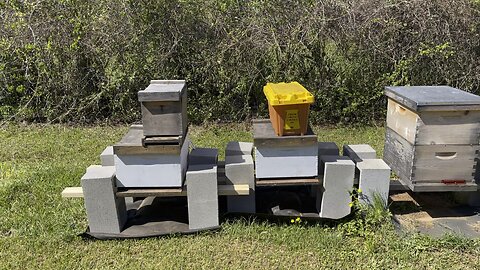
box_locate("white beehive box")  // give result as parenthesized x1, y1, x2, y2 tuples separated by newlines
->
(113, 125, 190, 187)
(383, 86, 480, 192)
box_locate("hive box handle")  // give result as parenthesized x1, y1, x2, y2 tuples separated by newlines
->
(435, 152, 457, 160)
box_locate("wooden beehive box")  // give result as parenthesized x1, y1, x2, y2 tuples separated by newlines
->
(138, 80, 188, 137)
(383, 86, 480, 192)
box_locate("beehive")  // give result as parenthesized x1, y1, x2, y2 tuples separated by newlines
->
(383, 86, 480, 192)
(138, 80, 188, 137)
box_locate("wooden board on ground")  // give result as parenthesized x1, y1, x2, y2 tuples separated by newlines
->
(62, 184, 250, 198)
(256, 177, 320, 187)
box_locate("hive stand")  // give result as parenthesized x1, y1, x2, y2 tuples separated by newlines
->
(317, 155, 355, 219)
(187, 148, 219, 230)
(225, 142, 256, 213)
(356, 159, 391, 207)
(81, 165, 127, 234)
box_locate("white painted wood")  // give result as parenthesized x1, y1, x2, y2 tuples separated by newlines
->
(386, 99, 419, 144)
(114, 138, 190, 187)
(254, 144, 318, 178)
(386, 99, 480, 145)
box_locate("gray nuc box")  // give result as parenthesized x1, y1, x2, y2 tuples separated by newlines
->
(138, 80, 188, 137)
(383, 86, 480, 192)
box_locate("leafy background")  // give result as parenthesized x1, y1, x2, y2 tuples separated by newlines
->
(1, 0, 479, 124)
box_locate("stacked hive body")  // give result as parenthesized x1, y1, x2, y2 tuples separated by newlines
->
(114, 80, 190, 188)
(253, 119, 318, 179)
(383, 86, 480, 192)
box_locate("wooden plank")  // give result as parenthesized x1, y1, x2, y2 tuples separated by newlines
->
(256, 177, 320, 186)
(410, 182, 478, 192)
(383, 128, 415, 183)
(61, 184, 250, 198)
(386, 99, 419, 144)
(61, 187, 84, 198)
(252, 119, 317, 147)
(416, 110, 480, 145)
(413, 145, 478, 181)
(386, 99, 480, 145)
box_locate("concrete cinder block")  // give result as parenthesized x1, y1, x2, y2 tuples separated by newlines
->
(189, 148, 218, 166)
(225, 155, 255, 213)
(318, 142, 339, 156)
(356, 159, 391, 207)
(255, 145, 318, 178)
(100, 146, 114, 166)
(317, 155, 355, 219)
(186, 164, 219, 230)
(343, 144, 377, 163)
(318, 142, 340, 175)
(81, 165, 127, 234)
(226, 141, 254, 156)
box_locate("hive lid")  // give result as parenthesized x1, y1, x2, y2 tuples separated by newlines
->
(385, 86, 480, 112)
(138, 80, 186, 102)
(263, 82, 314, 106)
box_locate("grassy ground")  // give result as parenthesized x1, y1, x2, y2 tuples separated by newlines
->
(0, 123, 479, 269)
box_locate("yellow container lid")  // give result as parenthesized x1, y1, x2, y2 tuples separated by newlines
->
(263, 82, 314, 106)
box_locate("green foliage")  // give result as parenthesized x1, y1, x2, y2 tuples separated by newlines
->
(1, 0, 480, 124)
(340, 189, 393, 237)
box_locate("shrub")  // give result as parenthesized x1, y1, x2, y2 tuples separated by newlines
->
(1, 0, 479, 124)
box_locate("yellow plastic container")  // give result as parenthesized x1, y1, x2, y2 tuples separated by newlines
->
(263, 82, 314, 136)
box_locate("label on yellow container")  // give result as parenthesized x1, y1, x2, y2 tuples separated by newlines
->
(284, 110, 300, 130)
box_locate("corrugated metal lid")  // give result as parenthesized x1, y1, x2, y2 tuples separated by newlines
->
(385, 86, 480, 111)
(138, 80, 186, 102)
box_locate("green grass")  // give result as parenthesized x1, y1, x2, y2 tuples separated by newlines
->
(0, 124, 479, 269)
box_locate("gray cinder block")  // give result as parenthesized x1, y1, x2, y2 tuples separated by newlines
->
(100, 146, 114, 166)
(225, 155, 255, 213)
(356, 159, 391, 207)
(318, 142, 340, 174)
(343, 144, 377, 163)
(189, 148, 218, 166)
(318, 142, 339, 156)
(186, 164, 219, 230)
(255, 144, 318, 178)
(226, 141, 254, 156)
(317, 155, 355, 219)
(81, 165, 127, 234)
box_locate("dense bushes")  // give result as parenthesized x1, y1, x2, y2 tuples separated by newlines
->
(1, 0, 479, 124)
